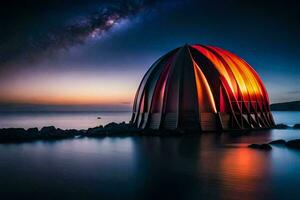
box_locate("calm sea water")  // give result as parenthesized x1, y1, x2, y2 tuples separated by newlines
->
(0, 111, 300, 199)
(0, 111, 132, 129)
(0, 111, 298, 129)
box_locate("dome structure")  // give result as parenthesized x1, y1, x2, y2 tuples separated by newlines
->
(131, 44, 275, 131)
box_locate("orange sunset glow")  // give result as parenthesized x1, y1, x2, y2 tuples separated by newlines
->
(0, 70, 138, 106)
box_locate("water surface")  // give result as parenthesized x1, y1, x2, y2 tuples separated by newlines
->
(0, 130, 300, 199)
(0, 111, 298, 129)
(0, 111, 299, 199)
(0, 111, 131, 129)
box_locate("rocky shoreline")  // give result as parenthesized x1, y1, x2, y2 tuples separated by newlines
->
(248, 139, 300, 150)
(274, 123, 300, 129)
(0, 122, 138, 143)
(0, 122, 299, 144)
(0, 122, 192, 143)
(246, 124, 300, 150)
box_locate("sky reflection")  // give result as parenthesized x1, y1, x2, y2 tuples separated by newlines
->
(1, 129, 300, 199)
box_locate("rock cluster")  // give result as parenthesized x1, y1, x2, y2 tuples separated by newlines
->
(0, 122, 145, 143)
(86, 122, 140, 136)
(274, 123, 300, 129)
(293, 124, 300, 129)
(286, 139, 300, 149)
(249, 139, 300, 150)
(0, 126, 84, 142)
(274, 124, 289, 129)
(269, 139, 286, 144)
(248, 143, 272, 150)
(1, 122, 300, 145)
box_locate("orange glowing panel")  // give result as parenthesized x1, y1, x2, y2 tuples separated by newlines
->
(140, 92, 145, 113)
(192, 45, 239, 98)
(212, 47, 264, 97)
(214, 47, 270, 111)
(193, 61, 217, 113)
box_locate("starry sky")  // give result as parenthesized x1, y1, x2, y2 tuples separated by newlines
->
(0, 0, 299, 111)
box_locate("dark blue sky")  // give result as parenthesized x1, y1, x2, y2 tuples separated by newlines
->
(0, 0, 299, 111)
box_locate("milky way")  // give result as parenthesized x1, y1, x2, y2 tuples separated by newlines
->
(0, 0, 159, 63)
(0, 0, 299, 106)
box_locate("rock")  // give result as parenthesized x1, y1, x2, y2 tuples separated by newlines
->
(40, 126, 56, 135)
(260, 144, 272, 150)
(87, 126, 105, 134)
(293, 124, 300, 129)
(248, 143, 272, 150)
(39, 126, 71, 139)
(286, 139, 300, 149)
(103, 122, 130, 132)
(85, 122, 139, 137)
(0, 128, 28, 139)
(64, 129, 83, 136)
(56, 128, 66, 134)
(0, 128, 30, 141)
(27, 127, 39, 133)
(275, 124, 289, 129)
(269, 139, 286, 145)
(248, 144, 260, 148)
(0, 128, 27, 135)
(104, 122, 119, 129)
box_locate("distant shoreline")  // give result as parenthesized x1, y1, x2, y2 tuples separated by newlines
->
(270, 101, 300, 111)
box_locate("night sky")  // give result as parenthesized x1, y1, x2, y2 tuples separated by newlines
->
(0, 0, 299, 111)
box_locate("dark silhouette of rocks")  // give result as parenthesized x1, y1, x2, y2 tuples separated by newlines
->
(248, 143, 272, 150)
(286, 139, 300, 149)
(87, 126, 104, 135)
(269, 139, 286, 145)
(40, 126, 56, 134)
(0, 121, 189, 143)
(86, 122, 141, 137)
(293, 124, 300, 129)
(275, 124, 289, 129)
(0, 126, 86, 142)
(274, 123, 300, 129)
(266, 139, 300, 149)
(0, 128, 29, 142)
(104, 122, 120, 129)
(248, 144, 260, 148)
(39, 126, 67, 139)
(1, 122, 300, 143)
(27, 127, 39, 133)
